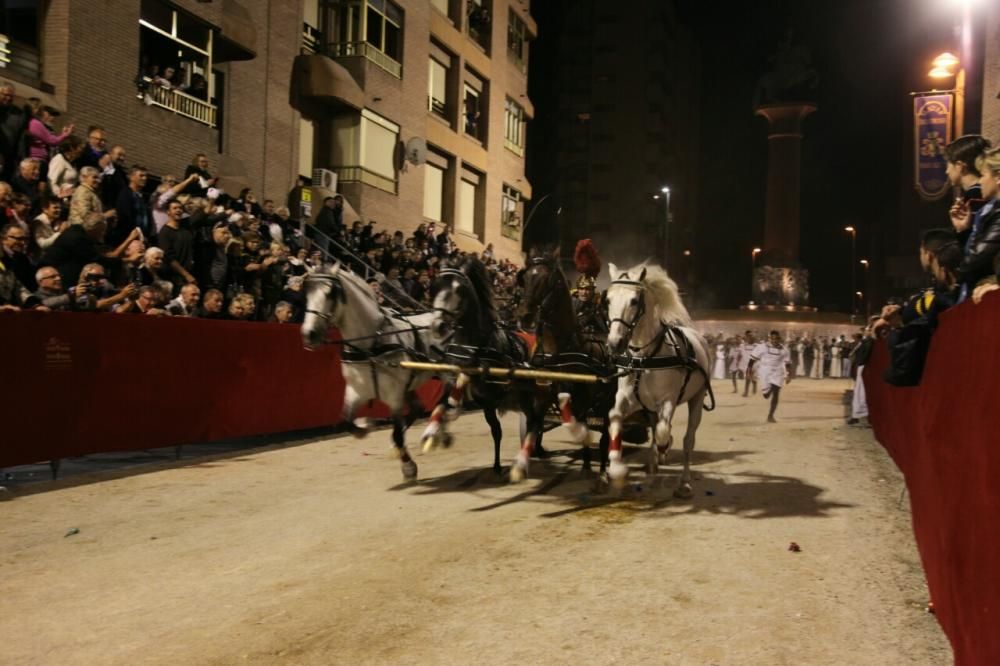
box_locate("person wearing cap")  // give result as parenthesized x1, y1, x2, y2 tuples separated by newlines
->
(26, 105, 73, 165)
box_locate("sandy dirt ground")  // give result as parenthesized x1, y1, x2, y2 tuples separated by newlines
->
(0, 378, 950, 665)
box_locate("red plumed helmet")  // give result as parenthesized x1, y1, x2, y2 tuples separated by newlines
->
(574, 239, 602, 278)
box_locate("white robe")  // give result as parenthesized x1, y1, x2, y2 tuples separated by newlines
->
(795, 342, 806, 377)
(712, 344, 727, 379)
(831, 345, 842, 378)
(751, 342, 790, 388)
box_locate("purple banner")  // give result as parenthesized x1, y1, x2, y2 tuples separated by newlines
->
(913, 94, 954, 200)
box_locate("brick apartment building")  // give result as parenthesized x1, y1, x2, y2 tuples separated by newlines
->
(293, 0, 535, 259)
(2, 0, 534, 260)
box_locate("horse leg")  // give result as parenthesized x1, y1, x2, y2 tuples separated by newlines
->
(607, 389, 634, 489)
(558, 392, 589, 443)
(521, 409, 548, 459)
(392, 416, 418, 481)
(511, 403, 543, 483)
(483, 406, 503, 476)
(343, 385, 369, 438)
(598, 428, 610, 476)
(674, 392, 706, 499)
(650, 400, 676, 477)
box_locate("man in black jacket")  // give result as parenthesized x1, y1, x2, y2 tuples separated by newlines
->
(1, 223, 36, 291)
(950, 147, 1000, 301)
(113, 165, 153, 247)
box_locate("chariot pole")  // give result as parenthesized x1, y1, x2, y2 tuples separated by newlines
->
(398, 361, 601, 384)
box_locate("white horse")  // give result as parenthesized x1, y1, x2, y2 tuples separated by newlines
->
(301, 263, 444, 481)
(605, 262, 713, 498)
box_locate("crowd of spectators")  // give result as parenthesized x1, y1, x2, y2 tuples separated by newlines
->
(0, 81, 523, 324)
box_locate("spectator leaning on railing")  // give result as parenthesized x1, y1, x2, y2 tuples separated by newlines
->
(950, 145, 1000, 303)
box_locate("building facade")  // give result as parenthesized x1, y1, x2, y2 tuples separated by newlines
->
(3, 0, 301, 204)
(528, 0, 699, 284)
(293, 0, 535, 259)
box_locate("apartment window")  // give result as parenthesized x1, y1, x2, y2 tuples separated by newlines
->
(458, 166, 482, 237)
(423, 163, 444, 222)
(430, 0, 449, 17)
(328, 109, 399, 193)
(506, 8, 526, 72)
(138, 0, 217, 127)
(501, 184, 521, 240)
(466, 0, 491, 52)
(365, 0, 402, 61)
(427, 41, 453, 121)
(0, 2, 41, 81)
(504, 97, 524, 156)
(324, 0, 403, 78)
(464, 70, 486, 142)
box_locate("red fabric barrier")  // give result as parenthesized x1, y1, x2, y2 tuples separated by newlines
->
(0, 311, 442, 469)
(864, 294, 1000, 666)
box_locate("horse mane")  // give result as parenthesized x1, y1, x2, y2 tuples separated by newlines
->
(332, 263, 374, 300)
(461, 256, 499, 329)
(634, 262, 692, 326)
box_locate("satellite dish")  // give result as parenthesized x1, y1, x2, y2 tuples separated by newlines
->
(405, 137, 428, 166)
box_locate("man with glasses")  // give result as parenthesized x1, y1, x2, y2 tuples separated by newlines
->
(1, 223, 36, 291)
(32, 267, 72, 310)
(77, 125, 108, 171)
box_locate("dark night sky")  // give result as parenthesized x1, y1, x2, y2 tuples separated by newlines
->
(529, 0, 975, 311)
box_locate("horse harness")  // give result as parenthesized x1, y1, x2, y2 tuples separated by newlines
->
(305, 272, 425, 403)
(610, 277, 716, 414)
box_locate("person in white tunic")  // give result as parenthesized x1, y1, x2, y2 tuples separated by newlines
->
(830, 342, 842, 378)
(748, 330, 793, 423)
(740, 330, 758, 397)
(795, 339, 806, 377)
(712, 343, 727, 380)
(727, 336, 743, 393)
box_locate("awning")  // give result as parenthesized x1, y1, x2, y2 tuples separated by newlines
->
(215, 0, 257, 62)
(289, 54, 365, 121)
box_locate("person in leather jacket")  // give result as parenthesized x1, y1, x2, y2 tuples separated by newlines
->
(950, 146, 1000, 301)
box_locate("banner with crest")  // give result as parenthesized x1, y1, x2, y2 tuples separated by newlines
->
(913, 94, 953, 200)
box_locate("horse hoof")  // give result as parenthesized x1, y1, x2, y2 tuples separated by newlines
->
(510, 464, 527, 483)
(673, 484, 693, 500)
(401, 460, 418, 481)
(441, 433, 454, 449)
(609, 460, 628, 483)
(566, 421, 589, 444)
(421, 435, 438, 453)
(351, 427, 369, 440)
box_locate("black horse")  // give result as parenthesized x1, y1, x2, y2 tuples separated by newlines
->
(429, 256, 553, 480)
(518, 245, 614, 478)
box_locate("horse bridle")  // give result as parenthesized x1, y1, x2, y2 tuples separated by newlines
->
(304, 272, 345, 322)
(433, 268, 478, 326)
(524, 256, 562, 329)
(609, 278, 647, 343)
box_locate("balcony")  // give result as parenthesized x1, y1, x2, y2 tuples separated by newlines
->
(331, 166, 396, 194)
(325, 41, 401, 79)
(140, 77, 217, 128)
(0, 35, 42, 86)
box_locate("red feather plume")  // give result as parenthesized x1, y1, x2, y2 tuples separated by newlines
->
(574, 239, 602, 278)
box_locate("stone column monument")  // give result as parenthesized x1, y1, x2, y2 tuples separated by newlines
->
(749, 31, 819, 309)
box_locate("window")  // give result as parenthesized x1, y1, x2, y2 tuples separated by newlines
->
(466, 0, 491, 52)
(365, 0, 402, 61)
(501, 185, 521, 240)
(506, 8, 526, 72)
(423, 163, 444, 222)
(504, 97, 524, 156)
(427, 41, 453, 121)
(328, 109, 399, 193)
(139, 0, 216, 127)
(430, 0, 449, 17)
(463, 69, 486, 142)
(324, 0, 403, 78)
(458, 166, 483, 236)
(361, 109, 399, 180)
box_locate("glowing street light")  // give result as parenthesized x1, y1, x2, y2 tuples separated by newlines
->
(660, 186, 671, 264)
(750, 247, 762, 302)
(845, 227, 858, 317)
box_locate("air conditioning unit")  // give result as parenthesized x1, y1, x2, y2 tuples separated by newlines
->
(312, 168, 338, 192)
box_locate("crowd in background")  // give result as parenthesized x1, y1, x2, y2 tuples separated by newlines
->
(0, 81, 522, 322)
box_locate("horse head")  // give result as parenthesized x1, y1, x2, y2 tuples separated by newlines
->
(605, 262, 648, 355)
(431, 258, 495, 344)
(518, 244, 565, 330)
(301, 264, 347, 349)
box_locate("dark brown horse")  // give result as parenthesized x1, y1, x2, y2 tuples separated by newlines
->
(519, 245, 613, 477)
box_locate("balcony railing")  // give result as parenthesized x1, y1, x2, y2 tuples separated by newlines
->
(0, 36, 41, 84)
(140, 77, 217, 128)
(302, 23, 322, 54)
(331, 165, 397, 194)
(325, 41, 402, 79)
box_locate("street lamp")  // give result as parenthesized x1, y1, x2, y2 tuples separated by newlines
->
(661, 186, 671, 265)
(927, 51, 966, 136)
(751, 247, 762, 303)
(859, 259, 870, 319)
(845, 226, 857, 318)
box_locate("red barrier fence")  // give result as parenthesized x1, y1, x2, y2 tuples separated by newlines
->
(0, 311, 441, 470)
(864, 295, 1000, 666)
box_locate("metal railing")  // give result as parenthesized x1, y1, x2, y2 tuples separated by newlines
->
(141, 77, 217, 128)
(302, 23, 322, 54)
(331, 166, 397, 194)
(304, 224, 427, 313)
(325, 41, 402, 79)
